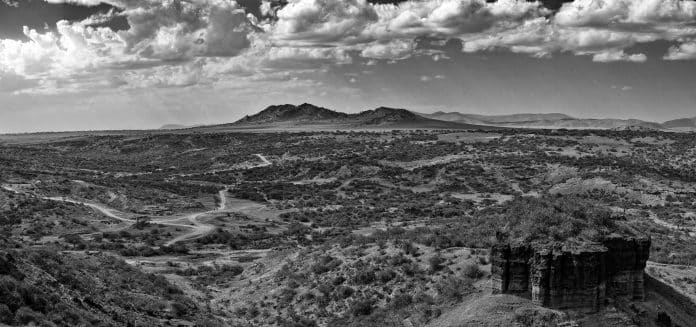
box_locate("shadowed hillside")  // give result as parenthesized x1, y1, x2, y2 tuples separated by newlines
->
(419, 111, 666, 130)
(230, 103, 491, 130)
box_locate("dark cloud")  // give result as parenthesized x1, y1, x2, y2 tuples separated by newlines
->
(0, 0, 128, 40)
(236, 0, 264, 18)
(371, 0, 574, 10)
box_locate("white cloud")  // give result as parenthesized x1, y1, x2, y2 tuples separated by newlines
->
(611, 85, 633, 91)
(593, 49, 647, 63)
(269, 0, 547, 60)
(461, 0, 696, 62)
(420, 74, 446, 82)
(366, 0, 546, 39)
(117, 0, 253, 60)
(554, 0, 696, 27)
(266, 0, 695, 63)
(267, 46, 352, 64)
(272, 0, 378, 44)
(2, 0, 19, 7)
(360, 39, 415, 60)
(44, 0, 104, 6)
(664, 40, 696, 60)
(3, 0, 696, 95)
(0, 0, 257, 93)
(0, 22, 128, 79)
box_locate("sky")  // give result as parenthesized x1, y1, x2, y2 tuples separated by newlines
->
(0, 0, 695, 133)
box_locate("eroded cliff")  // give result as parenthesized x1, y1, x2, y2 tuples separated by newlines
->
(491, 235, 651, 312)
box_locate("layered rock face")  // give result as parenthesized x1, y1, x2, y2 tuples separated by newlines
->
(491, 235, 650, 312)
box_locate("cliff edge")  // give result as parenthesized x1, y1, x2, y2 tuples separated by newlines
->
(491, 235, 651, 312)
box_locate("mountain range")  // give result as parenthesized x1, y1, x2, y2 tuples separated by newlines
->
(419, 111, 668, 130)
(663, 117, 696, 129)
(228, 103, 488, 130)
(179, 103, 695, 132)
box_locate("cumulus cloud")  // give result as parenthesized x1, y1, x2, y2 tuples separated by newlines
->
(44, 0, 104, 6)
(272, 0, 378, 44)
(593, 49, 647, 63)
(266, 0, 548, 59)
(2, 0, 19, 7)
(420, 74, 445, 82)
(554, 0, 696, 27)
(0, 22, 126, 79)
(3, 0, 696, 95)
(461, 0, 696, 61)
(116, 0, 253, 60)
(664, 39, 696, 60)
(264, 0, 696, 62)
(267, 46, 352, 64)
(361, 39, 415, 60)
(0, 0, 258, 93)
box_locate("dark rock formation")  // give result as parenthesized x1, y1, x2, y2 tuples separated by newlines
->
(491, 235, 651, 312)
(0, 252, 23, 280)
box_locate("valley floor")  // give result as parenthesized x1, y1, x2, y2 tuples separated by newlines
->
(1, 128, 696, 326)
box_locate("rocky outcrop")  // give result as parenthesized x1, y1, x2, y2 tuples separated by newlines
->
(491, 235, 650, 312)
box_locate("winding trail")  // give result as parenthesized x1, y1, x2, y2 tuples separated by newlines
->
(45, 196, 134, 223)
(1, 154, 274, 246)
(646, 210, 696, 237)
(164, 188, 228, 246)
(174, 153, 272, 178)
(254, 153, 271, 167)
(3, 184, 222, 245)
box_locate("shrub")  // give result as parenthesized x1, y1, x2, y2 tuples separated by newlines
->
(376, 269, 396, 283)
(390, 294, 412, 308)
(14, 306, 44, 325)
(311, 255, 342, 275)
(428, 255, 445, 272)
(332, 275, 346, 285)
(401, 242, 419, 257)
(333, 286, 354, 300)
(401, 263, 421, 277)
(352, 270, 376, 285)
(350, 299, 373, 316)
(0, 304, 12, 324)
(279, 288, 297, 305)
(463, 263, 484, 279)
(170, 301, 189, 317)
(435, 276, 474, 301)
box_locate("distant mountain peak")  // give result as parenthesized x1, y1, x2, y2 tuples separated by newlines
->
(353, 107, 425, 125)
(235, 103, 347, 124)
(232, 104, 489, 130)
(663, 117, 696, 129)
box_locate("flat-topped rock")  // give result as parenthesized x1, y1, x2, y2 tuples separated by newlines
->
(491, 236, 651, 312)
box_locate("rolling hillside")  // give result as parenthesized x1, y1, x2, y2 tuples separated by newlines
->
(228, 103, 490, 130)
(419, 111, 666, 130)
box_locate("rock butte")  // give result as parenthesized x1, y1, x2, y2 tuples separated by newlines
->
(491, 234, 651, 312)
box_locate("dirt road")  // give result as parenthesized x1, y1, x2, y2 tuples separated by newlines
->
(164, 188, 228, 246)
(254, 153, 272, 167)
(2, 183, 222, 245)
(1, 154, 275, 246)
